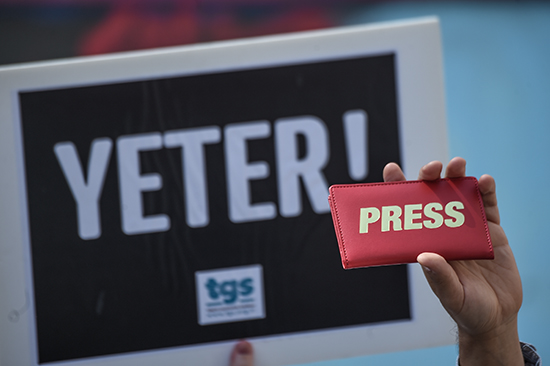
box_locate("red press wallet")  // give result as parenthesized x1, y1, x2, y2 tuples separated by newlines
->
(328, 177, 494, 269)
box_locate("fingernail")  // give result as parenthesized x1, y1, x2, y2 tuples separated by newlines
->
(422, 265, 434, 274)
(236, 341, 252, 355)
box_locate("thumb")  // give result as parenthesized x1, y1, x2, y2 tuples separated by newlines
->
(417, 253, 464, 316)
(230, 340, 254, 366)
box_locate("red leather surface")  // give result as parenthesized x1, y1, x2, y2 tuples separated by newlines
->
(328, 177, 494, 268)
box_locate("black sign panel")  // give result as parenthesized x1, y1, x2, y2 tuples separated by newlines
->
(19, 54, 408, 364)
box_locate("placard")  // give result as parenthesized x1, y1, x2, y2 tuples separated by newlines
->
(0, 17, 453, 366)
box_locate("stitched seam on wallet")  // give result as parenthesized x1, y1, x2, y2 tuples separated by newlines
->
(332, 177, 467, 189)
(330, 188, 349, 267)
(471, 178, 494, 255)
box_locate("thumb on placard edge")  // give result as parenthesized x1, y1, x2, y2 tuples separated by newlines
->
(230, 340, 254, 366)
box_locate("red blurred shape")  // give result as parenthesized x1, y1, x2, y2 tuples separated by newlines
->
(79, 3, 199, 55)
(79, 4, 334, 56)
(204, 8, 334, 41)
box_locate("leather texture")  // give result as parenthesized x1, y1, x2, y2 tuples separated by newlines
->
(328, 177, 494, 268)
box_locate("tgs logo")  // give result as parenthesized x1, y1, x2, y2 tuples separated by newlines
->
(205, 277, 254, 304)
(195, 265, 265, 325)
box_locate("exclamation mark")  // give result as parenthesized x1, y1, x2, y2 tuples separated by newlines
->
(343, 109, 368, 181)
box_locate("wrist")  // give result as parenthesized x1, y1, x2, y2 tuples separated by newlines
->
(458, 316, 524, 366)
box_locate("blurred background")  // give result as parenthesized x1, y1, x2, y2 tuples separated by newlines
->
(1, 1, 549, 365)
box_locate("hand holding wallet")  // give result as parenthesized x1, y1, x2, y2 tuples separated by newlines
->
(328, 177, 494, 268)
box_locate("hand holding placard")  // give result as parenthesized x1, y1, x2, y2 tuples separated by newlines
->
(229, 341, 254, 366)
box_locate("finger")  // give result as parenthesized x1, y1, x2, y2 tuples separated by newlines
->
(478, 174, 500, 225)
(230, 341, 254, 366)
(418, 160, 443, 180)
(383, 162, 406, 182)
(444, 157, 467, 178)
(417, 253, 464, 316)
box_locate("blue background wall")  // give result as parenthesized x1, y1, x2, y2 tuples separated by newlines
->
(302, 3, 550, 365)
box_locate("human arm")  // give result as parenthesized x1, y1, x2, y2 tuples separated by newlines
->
(383, 157, 525, 366)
